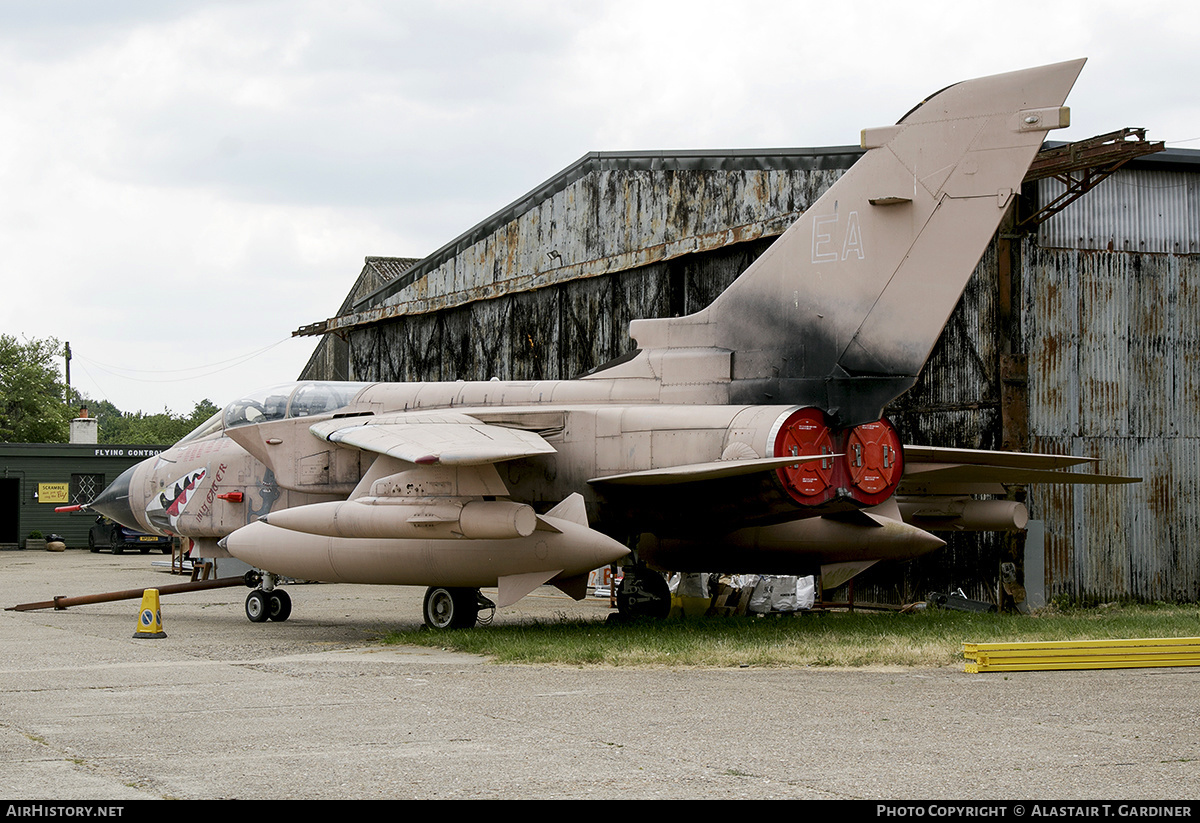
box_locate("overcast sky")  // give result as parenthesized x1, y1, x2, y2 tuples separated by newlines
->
(2, 0, 1196, 418)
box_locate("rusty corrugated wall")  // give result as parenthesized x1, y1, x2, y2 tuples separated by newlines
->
(1022, 158, 1200, 602)
(1023, 242, 1200, 603)
(861, 243, 1009, 605)
(1036, 166, 1200, 254)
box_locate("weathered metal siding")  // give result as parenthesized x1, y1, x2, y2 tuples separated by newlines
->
(1037, 168, 1200, 254)
(886, 243, 1003, 451)
(1022, 241, 1200, 602)
(348, 155, 857, 380)
(350, 241, 774, 384)
(1028, 435, 1199, 603)
(300, 336, 351, 382)
(347, 157, 853, 328)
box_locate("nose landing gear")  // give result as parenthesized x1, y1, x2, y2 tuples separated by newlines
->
(243, 571, 292, 623)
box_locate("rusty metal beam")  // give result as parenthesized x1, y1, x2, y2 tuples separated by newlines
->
(1018, 128, 1165, 230)
(5, 575, 247, 612)
(1025, 128, 1164, 180)
(294, 320, 329, 337)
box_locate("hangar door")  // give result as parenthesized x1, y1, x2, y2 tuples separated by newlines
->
(0, 478, 19, 543)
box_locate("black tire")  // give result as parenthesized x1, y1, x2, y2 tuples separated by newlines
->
(267, 590, 292, 622)
(245, 590, 270, 623)
(88, 532, 99, 553)
(616, 567, 671, 620)
(422, 587, 479, 630)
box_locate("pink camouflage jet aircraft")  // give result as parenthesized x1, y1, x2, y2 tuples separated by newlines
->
(87, 59, 1136, 629)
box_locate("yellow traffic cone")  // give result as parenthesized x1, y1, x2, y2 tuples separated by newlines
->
(132, 589, 166, 639)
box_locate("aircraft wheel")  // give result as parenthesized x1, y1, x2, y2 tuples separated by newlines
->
(423, 587, 479, 630)
(245, 590, 270, 623)
(267, 589, 292, 622)
(616, 567, 671, 620)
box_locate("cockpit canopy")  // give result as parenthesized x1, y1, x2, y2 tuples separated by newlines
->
(178, 381, 371, 444)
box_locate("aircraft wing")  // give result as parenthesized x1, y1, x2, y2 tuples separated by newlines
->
(588, 454, 841, 486)
(899, 445, 1140, 495)
(246, 415, 622, 609)
(309, 412, 557, 465)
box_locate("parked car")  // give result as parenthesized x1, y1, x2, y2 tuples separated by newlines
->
(88, 516, 172, 555)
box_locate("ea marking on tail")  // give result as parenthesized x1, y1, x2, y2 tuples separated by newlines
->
(812, 210, 865, 263)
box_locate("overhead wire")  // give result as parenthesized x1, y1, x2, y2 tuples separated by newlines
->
(74, 338, 292, 384)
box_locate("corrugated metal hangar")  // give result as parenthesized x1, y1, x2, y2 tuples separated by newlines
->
(298, 130, 1200, 606)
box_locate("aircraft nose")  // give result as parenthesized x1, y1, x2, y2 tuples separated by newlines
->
(91, 464, 139, 529)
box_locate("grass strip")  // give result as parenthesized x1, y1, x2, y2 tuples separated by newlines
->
(382, 602, 1200, 669)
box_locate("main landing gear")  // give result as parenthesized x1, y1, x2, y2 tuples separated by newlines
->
(243, 570, 292, 623)
(615, 565, 671, 621)
(422, 587, 496, 630)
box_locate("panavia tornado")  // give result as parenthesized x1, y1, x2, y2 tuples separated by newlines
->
(87, 59, 1136, 628)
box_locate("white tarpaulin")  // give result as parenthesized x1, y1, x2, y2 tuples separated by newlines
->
(747, 575, 816, 614)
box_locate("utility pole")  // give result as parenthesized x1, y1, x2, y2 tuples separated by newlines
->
(64, 341, 71, 403)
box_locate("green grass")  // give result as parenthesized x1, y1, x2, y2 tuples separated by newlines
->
(381, 602, 1200, 668)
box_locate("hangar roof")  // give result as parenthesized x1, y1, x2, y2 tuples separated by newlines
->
(355, 146, 864, 311)
(294, 134, 1192, 339)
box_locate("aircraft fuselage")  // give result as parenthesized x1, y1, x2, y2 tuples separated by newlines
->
(110, 375, 905, 549)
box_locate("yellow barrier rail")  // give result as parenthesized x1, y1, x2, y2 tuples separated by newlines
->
(963, 637, 1200, 673)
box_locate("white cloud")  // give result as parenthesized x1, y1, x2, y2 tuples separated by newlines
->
(0, 0, 1195, 416)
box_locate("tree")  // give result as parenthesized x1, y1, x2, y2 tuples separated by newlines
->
(83, 397, 222, 445)
(182, 399, 221, 432)
(0, 334, 70, 443)
(0, 336, 221, 445)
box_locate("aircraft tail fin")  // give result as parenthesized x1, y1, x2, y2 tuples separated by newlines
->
(627, 60, 1085, 425)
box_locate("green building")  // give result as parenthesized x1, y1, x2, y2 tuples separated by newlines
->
(0, 443, 167, 549)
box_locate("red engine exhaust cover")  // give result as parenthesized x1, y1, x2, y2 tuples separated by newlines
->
(843, 419, 904, 506)
(771, 408, 903, 508)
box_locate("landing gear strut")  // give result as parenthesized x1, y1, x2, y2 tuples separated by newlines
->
(616, 565, 671, 620)
(243, 571, 292, 623)
(422, 587, 494, 630)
